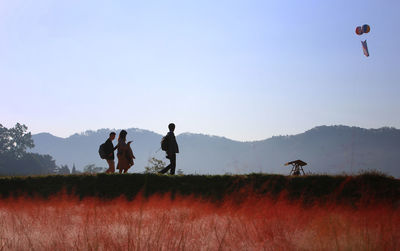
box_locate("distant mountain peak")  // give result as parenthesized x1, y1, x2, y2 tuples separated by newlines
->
(178, 132, 234, 141)
(34, 132, 63, 140)
(67, 127, 160, 139)
(305, 125, 399, 134)
(35, 132, 54, 136)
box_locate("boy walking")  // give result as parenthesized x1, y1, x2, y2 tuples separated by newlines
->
(104, 132, 118, 173)
(159, 123, 179, 175)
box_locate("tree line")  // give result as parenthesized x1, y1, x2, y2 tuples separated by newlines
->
(0, 123, 106, 176)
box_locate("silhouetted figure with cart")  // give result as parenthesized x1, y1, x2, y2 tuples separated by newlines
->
(284, 160, 307, 176)
(159, 123, 179, 175)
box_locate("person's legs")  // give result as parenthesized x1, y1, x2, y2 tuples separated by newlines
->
(105, 159, 115, 173)
(169, 154, 176, 175)
(105, 160, 110, 173)
(159, 155, 172, 174)
(158, 155, 171, 174)
(159, 165, 170, 174)
(158, 154, 176, 174)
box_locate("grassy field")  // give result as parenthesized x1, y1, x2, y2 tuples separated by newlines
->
(0, 172, 399, 205)
(0, 173, 399, 250)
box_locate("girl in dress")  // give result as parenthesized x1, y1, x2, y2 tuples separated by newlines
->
(116, 130, 135, 173)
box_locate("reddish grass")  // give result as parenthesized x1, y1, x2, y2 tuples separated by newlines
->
(0, 193, 398, 250)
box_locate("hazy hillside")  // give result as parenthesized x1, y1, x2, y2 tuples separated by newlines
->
(31, 126, 400, 177)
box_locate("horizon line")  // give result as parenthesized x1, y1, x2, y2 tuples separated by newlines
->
(31, 124, 400, 143)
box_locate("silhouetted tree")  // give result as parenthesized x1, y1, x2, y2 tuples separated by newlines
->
(0, 123, 57, 175)
(0, 123, 34, 158)
(57, 165, 71, 175)
(71, 164, 78, 174)
(0, 152, 58, 175)
(144, 157, 166, 173)
(83, 164, 105, 174)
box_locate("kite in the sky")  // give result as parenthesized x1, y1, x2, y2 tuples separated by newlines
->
(355, 24, 371, 57)
(361, 40, 369, 57)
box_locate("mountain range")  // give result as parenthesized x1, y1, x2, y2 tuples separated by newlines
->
(31, 125, 400, 177)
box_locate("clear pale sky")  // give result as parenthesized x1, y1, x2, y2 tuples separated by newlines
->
(1, 0, 399, 141)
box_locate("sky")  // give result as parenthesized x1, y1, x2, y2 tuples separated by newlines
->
(0, 0, 399, 141)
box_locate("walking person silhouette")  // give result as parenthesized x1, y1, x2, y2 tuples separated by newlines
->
(116, 130, 135, 174)
(159, 123, 179, 175)
(104, 132, 118, 173)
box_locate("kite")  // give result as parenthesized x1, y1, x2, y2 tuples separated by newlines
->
(361, 40, 369, 57)
(355, 24, 371, 57)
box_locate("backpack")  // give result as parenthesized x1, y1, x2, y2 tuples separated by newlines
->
(161, 136, 169, 151)
(98, 143, 108, 159)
